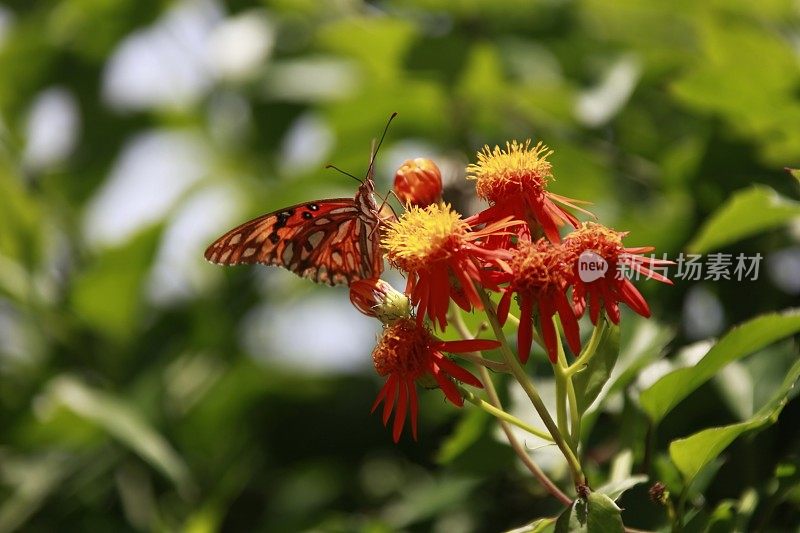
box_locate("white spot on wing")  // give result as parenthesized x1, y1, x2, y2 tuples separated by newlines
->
(229, 233, 241, 245)
(242, 247, 256, 258)
(281, 243, 294, 265)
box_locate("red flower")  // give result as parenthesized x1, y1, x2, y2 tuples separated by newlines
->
(382, 203, 518, 330)
(564, 222, 673, 324)
(371, 318, 499, 441)
(393, 158, 443, 208)
(466, 140, 591, 244)
(495, 239, 581, 364)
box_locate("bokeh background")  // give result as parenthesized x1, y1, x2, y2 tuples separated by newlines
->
(1, 0, 799, 531)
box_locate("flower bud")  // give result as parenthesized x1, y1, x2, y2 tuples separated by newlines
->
(349, 279, 410, 324)
(393, 158, 443, 208)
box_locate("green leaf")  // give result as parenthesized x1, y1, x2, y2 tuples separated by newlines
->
(70, 226, 160, 340)
(687, 186, 800, 253)
(573, 320, 620, 414)
(554, 493, 624, 533)
(640, 309, 800, 423)
(46, 376, 193, 496)
(669, 357, 800, 483)
(596, 475, 648, 502)
(506, 517, 556, 533)
(436, 408, 488, 464)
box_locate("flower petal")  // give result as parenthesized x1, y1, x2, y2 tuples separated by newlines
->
(497, 290, 512, 326)
(556, 290, 582, 356)
(393, 377, 409, 442)
(435, 353, 483, 388)
(619, 278, 651, 318)
(437, 339, 501, 353)
(382, 374, 398, 425)
(431, 362, 464, 406)
(371, 379, 392, 413)
(518, 294, 534, 364)
(538, 299, 559, 363)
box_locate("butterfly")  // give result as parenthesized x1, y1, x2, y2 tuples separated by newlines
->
(204, 115, 395, 286)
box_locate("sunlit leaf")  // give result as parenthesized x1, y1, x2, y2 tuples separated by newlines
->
(669, 357, 800, 483)
(595, 475, 648, 502)
(687, 185, 800, 253)
(554, 493, 623, 533)
(640, 309, 800, 423)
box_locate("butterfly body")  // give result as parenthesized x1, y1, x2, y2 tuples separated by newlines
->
(204, 179, 384, 286)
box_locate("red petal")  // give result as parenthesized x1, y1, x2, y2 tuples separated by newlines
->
(437, 339, 501, 353)
(371, 379, 392, 413)
(588, 285, 601, 324)
(619, 278, 651, 318)
(431, 362, 464, 406)
(431, 267, 451, 329)
(497, 290, 512, 326)
(435, 353, 483, 388)
(600, 282, 620, 323)
(453, 261, 483, 311)
(556, 290, 582, 356)
(518, 294, 534, 364)
(392, 378, 409, 442)
(631, 264, 673, 285)
(572, 282, 586, 318)
(531, 198, 561, 244)
(382, 374, 398, 425)
(539, 297, 558, 363)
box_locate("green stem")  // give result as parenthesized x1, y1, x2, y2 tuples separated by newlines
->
(478, 291, 585, 487)
(551, 328, 581, 451)
(449, 303, 572, 505)
(565, 316, 607, 377)
(553, 331, 570, 446)
(458, 386, 553, 441)
(566, 375, 581, 448)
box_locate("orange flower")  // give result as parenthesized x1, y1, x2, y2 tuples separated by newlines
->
(393, 158, 443, 208)
(382, 203, 517, 329)
(466, 140, 590, 244)
(496, 239, 581, 364)
(564, 222, 672, 324)
(371, 318, 498, 441)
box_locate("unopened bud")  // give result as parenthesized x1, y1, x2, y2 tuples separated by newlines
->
(649, 482, 669, 505)
(393, 158, 443, 208)
(350, 279, 410, 324)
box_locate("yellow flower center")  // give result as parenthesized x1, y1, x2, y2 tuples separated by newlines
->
(372, 318, 432, 377)
(466, 140, 553, 202)
(382, 203, 468, 272)
(564, 222, 624, 260)
(509, 240, 572, 293)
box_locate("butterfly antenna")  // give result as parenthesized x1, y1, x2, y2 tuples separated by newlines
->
(366, 112, 398, 178)
(325, 164, 363, 184)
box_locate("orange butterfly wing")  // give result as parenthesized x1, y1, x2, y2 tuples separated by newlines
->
(204, 194, 383, 286)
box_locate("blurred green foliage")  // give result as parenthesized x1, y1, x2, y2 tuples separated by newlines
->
(0, 0, 799, 531)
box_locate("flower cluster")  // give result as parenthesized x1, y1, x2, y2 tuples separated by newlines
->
(351, 142, 671, 441)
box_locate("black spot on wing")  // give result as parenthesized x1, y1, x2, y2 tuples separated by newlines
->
(275, 210, 294, 229)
